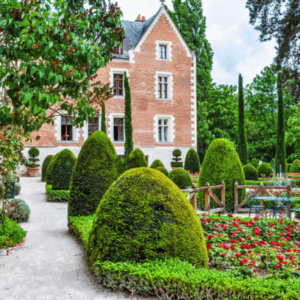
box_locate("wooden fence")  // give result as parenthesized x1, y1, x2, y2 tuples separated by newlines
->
(182, 181, 226, 214)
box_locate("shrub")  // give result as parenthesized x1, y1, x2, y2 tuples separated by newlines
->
(88, 168, 208, 268)
(45, 153, 58, 185)
(250, 158, 259, 169)
(171, 149, 183, 168)
(118, 148, 147, 175)
(150, 159, 164, 169)
(46, 185, 69, 202)
(184, 148, 200, 173)
(41, 155, 54, 182)
(168, 169, 192, 189)
(271, 158, 276, 169)
(68, 131, 118, 217)
(156, 166, 168, 176)
(51, 149, 76, 190)
(257, 162, 273, 177)
(15, 182, 21, 195)
(290, 159, 300, 173)
(198, 139, 246, 212)
(287, 163, 292, 173)
(243, 164, 258, 180)
(5, 198, 30, 222)
(25, 146, 40, 168)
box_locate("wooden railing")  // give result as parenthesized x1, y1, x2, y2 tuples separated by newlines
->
(234, 182, 292, 214)
(182, 181, 226, 214)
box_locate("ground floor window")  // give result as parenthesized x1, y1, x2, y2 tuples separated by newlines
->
(61, 117, 73, 141)
(114, 118, 124, 142)
(88, 117, 99, 136)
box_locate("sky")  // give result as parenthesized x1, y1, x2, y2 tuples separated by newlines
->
(114, 0, 277, 86)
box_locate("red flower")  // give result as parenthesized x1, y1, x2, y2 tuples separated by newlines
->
(247, 236, 251, 240)
(231, 246, 236, 250)
(236, 253, 242, 258)
(275, 264, 281, 269)
(228, 214, 233, 217)
(253, 268, 257, 272)
(239, 259, 244, 265)
(207, 234, 213, 240)
(14, 134, 18, 137)
(206, 243, 211, 249)
(220, 253, 226, 257)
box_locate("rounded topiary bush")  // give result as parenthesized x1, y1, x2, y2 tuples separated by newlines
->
(51, 149, 76, 190)
(88, 168, 208, 268)
(68, 131, 118, 217)
(184, 148, 200, 174)
(250, 158, 259, 169)
(290, 159, 300, 173)
(41, 155, 54, 182)
(257, 162, 273, 177)
(150, 159, 164, 169)
(6, 199, 30, 223)
(156, 166, 168, 176)
(118, 148, 147, 175)
(168, 169, 192, 189)
(198, 139, 246, 212)
(243, 164, 258, 181)
(45, 153, 58, 185)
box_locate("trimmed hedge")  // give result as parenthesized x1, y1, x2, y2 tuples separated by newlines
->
(243, 164, 258, 180)
(46, 185, 69, 202)
(168, 169, 192, 189)
(118, 148, 147, 175)
(41, 155, 54, 182)
(250, 158, 259, 169)
(6, 198, 30, 223)
(156, 166, 168, 176)
(257, 162, 273, 177)
(290, 159, 300, 173)
(150, 159, 164, 169)
(68, 131, 118, 217)
(184, 148, 200, 173)
(88, 168, 208, 268)
(171, 149, 183, 168)
(45, 153, 58, 185)
(198, 139, 246, 212)
(51, 149, 76, 190)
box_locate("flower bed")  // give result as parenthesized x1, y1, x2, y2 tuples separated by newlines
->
(46, 185, 69, 202)
(0, 217, 26, 248)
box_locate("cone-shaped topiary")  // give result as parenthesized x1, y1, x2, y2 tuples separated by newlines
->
(198, 139, 246, 212)
(184, 148, 200, 174)
(150, 159, 165, 169)
(168, 169, 192, 189)
(45, 153, 58, 185)
(68, 131, 118, 217)
(243, 164, 258, 181)
(156, 166, 168, 176)
(41, 155, 54, 182)
(51, 149, 76, 190)
(290, 159, 300, 173)
(257, 162, 273, 177)
(88, 168, 208, 268)
(118, 148, 147, 175)
(250, 158, 259, 169)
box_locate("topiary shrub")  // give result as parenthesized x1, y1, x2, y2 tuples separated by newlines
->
(243, 164, 258, 181)
(25, 147, 40, 168)
(257, 162, 273, 177)
(6, 198, 30, 223)
(156, 166, 168, 176)
(168, 169, 192, 189)
(270, 158, 276, 170)
(88, 168, 208, 268)
(198, 139, 246, 212)
(250, 158, 259, 169)
(41, 155, 54, 182)
(290, 159, 300, 173)
(118, 148, 147, 175)
(45, 153, 58, 185)
(184, 148, 200, 174)
(150, 159, 164, 169)
(171, 149, 183, 168)
(68, 131, 118, 217)
(15, 182, 21, 196)
(51, 149, 76, 190)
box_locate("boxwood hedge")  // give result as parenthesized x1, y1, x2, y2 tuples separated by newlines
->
(41, 155, 54, 182)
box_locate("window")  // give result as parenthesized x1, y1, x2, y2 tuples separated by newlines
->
(158, 76, 168, 99)
(159, 45, 167, 59)
(113, 74, 123, 96)
(113, 40, 123, 55)
(158, 118, 169, 142)
(88, 117, 99, 136)
(156, 42, 172, 61)
(61, 117, 73, 141)
(114, 118, 124, 141)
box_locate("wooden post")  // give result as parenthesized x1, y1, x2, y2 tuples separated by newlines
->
(234, 182, 238, 214)
(192, 192, 197, 213)
(221, 181, 226, 213)
(205, 182, 210, 211)
(259, 183, 264, 206)
(287, 184, 292, 198)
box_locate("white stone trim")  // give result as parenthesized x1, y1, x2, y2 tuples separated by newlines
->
(108, 113, 125, 142)
(155, 41, 172, 61)
(109, 68, 129, 98)
(191, 53, 197, 147)
(54, 114, 79, 142)
(153, 115, 174, 143)
(155, 71, 173, 100)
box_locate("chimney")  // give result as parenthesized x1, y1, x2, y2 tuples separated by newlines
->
(135, 15, 146, 22)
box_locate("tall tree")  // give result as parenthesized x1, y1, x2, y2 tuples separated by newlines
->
(124, 72, 133, 157)
(101, 101, 106, 134)
(275, 71, 286, 174)
(237, 74, 248, 165)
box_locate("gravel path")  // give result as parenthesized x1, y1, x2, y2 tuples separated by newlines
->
(0, 177, 156, 300)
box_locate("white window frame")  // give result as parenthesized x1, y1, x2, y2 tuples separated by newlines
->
(108, 113, 125, 143)
(55, 115, 79, 143)
(155, 72, 173, 100)
(109, 69, 129, 98)
(155, 41, 172, 61)
(154, 115, 174, 143)
(83, 116, 101, 141)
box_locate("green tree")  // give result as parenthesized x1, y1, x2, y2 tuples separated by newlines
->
(124, 72, 133, 157)
(101, 101, 106, 134)
(286, 105, 300, 161)
(237, 74, 248, 165)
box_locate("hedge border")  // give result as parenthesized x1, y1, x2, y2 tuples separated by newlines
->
(46, 185, 69, 202)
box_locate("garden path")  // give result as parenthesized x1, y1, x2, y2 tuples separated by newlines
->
(0, 177, 156, 300)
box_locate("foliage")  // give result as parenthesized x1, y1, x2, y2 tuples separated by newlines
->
(5, 198, 30, 223)
(45, 153, 57, 185)
(198, 139, 246, 212)
(168, 169, 192, 189)
(15, 182, 21, 196)
(150, 159, 164, 169)
(156, 167, 168, 176)
(251, 158, 259, 169)
(171, 149, 183, 168)
(118, 148, 147, 175)
(68, 131, 118, 217)
(290, 160, 300, 174)
(124, 72, 133, 157)
(237, 74, 248, 165)
(243, 165, 258, 181)
(88, 168, 208, 268)
(271, 158, 276, 170)
(46, 185, 69, 202)
(286, 105, 300, 160)
(184, 148, 200, 173)
(101, 101, 106, 134)
(41, 155, 54, 182)
(51, 149, 76, 190)
(25, 147, 40, 168)
(0, 216, 26, 248)
(257, 163, 273, 178)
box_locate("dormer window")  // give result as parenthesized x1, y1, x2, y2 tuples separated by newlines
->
(113, 40, 123, 55)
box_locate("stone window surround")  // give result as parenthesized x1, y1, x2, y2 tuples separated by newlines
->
(109, 68, 129, 98)
(108, 113, 125, 143)
(54, 114, 79, 143)
(83, 115, 102, 141)
(153, 115, 175, 143)
(155, 41, 172, 61)
(155, 71, 173, 101)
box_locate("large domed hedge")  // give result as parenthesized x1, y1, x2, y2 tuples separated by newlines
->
(88, 168, 208, 268)
(51, 149, 76, 190)
(243, 164, 258, 180)
(168, 169, 192, 189)
(68, 131, 118, 217)
(198, 139, 246, 212)
(45, 153, 58, 185)
(184, 148, 200, 173)
(118, 148, 147, 175)
(257, 162, 273, 177)
(150, 159, 164, 169)
(290, 159, 300, 173)
(41, 155, 54, 182)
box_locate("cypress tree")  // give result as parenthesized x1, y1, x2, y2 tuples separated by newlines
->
(237, 74, 248, 165)
(124, 72, 133, 157)
(101, 101, 106, 134)
(275, 71, 286, 174)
